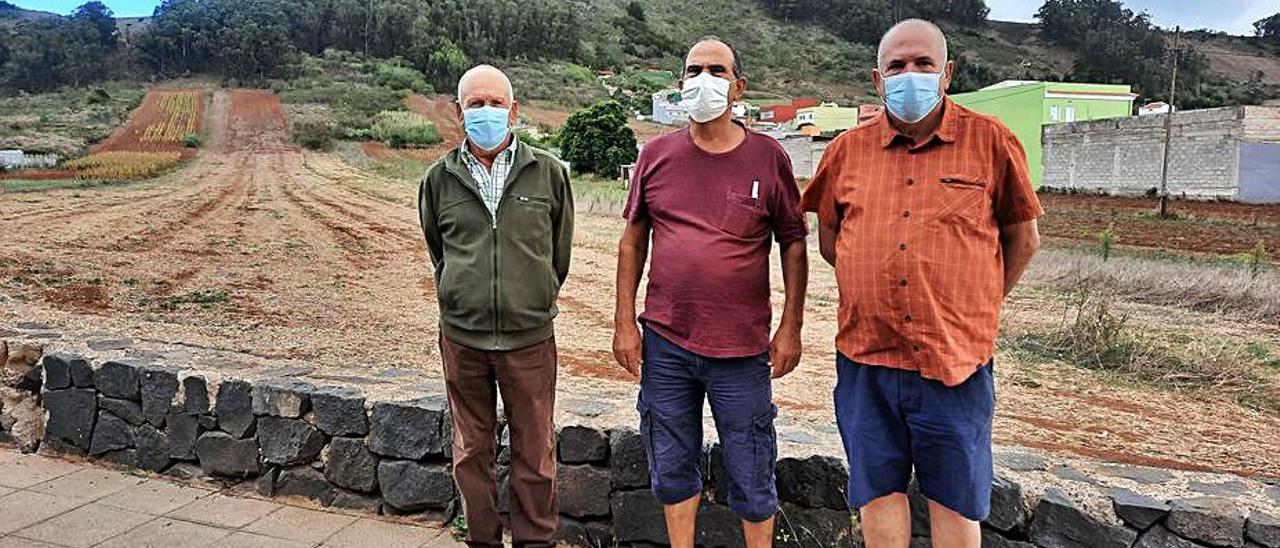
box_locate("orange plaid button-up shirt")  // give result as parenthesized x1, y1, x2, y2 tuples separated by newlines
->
(801, 98, 1043, 387)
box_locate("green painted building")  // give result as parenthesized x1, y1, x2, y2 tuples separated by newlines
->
(952, 81, 1137, 187)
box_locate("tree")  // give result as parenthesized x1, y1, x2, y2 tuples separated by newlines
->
(424, 39, 468, 93)
(69, 1, 116, 48)
(1256, 13, 1280, 41)
(625, 1, 646, 21)
(559, 100, 637, 177)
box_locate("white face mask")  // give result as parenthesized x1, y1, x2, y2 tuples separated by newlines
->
(680, 72, 731, 124)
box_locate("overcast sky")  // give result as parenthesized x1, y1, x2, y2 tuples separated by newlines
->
(15, 0, 1279, 35)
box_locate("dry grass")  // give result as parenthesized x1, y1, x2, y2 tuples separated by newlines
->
(1024, 247, 1280, 324)
(1014, 273, 1280, 413)
(62, 151, 182, 181)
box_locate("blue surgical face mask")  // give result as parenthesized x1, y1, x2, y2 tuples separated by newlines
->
(463, 106, 511, 151)
(882, 71, 943, 124)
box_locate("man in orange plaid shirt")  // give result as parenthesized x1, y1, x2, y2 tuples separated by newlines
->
(800, 19, 1043, 548)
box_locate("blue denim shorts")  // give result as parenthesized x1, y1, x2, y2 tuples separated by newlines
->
(638, 327, 778, 522)
(834, 353, 995, 521)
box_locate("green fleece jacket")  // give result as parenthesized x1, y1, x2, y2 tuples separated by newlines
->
(417, 139, 574, 351)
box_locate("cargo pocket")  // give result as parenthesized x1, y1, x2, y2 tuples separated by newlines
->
(752, 404, 779, 486)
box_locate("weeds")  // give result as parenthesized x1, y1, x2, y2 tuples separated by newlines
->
(159, 289, 229, 311)
(1097, 224, 1116, 261)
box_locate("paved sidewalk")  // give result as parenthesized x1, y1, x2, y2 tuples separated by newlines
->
(0, 448, 465, 548)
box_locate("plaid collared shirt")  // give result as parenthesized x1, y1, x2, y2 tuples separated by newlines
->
(460, 137, 518, 223)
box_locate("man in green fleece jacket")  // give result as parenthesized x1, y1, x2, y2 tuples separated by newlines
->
(417, 64, 574, 548)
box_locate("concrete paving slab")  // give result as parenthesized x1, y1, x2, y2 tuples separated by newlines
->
(0, 490, 84, 534)
(0, 536, 62, 548)
(207, 532, 311, 548)
(419, 530, 469, 548)
(27, 467, 147, 501)
(318, 518, 439, 548)
(14, 503, 153, 548)
(168, 493, 281, 529)
(95, 518, 231, 548)
(100, 479, 214, 515)
(242, 505, 359, 544)
(0, 453, 82, 488)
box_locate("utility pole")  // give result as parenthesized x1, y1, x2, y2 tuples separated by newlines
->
(1157, 26, 1180, 219)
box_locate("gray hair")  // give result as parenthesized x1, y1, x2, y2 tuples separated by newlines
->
(456, 64, 514, 103)
(877, 19, 949, 69)
(687, 35, 745, 78)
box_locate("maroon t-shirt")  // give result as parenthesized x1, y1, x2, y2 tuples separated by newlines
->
(623, 127, 809, 358)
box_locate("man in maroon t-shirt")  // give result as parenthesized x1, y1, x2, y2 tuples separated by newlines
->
(613, 36, 809, 548)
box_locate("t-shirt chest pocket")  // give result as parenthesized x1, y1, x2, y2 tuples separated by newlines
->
(932, 173, 990, 226)
(718, 189, 768, 239)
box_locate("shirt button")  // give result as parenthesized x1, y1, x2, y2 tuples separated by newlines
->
(912, 345, 920, 352)
(899, 243, 907, 251)
(903, 211, 911, 218)
(904, 315, 913, 323)
(900, 279, 908, 286)
(906, 178, 915, 186)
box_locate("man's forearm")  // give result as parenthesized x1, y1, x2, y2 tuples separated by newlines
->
(1001, 230, 1041, 297)
(614, 239, 648, 324)
(778, 240, 808, 330)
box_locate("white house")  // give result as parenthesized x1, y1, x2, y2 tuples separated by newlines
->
(651, 89, 688, 125)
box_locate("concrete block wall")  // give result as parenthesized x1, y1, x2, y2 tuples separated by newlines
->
(6, 344, 1280, 548)
(1043, 106, 1246, 199)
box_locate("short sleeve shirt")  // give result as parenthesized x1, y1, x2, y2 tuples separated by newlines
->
(624, 126, 809, 358)
(800, 98, 1043, 386)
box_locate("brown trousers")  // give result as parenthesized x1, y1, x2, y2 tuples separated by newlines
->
(440, 335, 558, 548)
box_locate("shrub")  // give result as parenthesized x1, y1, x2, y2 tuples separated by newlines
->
(375, 62, 433, 94)
(559, 100, 636, 177)
(182, 133, 203, 148)
(291, 118, 339, 151)
(369, 111, 441, 148)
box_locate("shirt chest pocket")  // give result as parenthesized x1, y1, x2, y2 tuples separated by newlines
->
(718, 190, 768, 239)
(507, 194, 554, 245)
(932, 173, 991, 228)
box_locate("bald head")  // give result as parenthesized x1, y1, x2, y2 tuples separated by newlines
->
(684, 35, 744, 79)
(877, 19, 948, 71)
(456, 64, 514, 107)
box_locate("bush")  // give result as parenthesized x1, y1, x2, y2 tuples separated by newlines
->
(182, 133, 204, 148)
(291, 118, 339, 151)
(375, 62, 433, 94)
(559, 100, 636, 177)
(370, 111, 441, 148)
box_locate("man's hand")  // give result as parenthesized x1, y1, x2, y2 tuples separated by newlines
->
(613, 321, 643, 381)
(769, 324, 802, 379)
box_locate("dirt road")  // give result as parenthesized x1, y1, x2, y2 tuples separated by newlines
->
(2, 89, 1279, 477)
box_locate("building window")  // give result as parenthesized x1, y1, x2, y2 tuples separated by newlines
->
(1065, 106, 1077, 122)
(1049, 105, 1060, 122)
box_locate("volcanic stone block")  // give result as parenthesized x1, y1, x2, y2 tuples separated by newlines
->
(98, 396, 144, 426)
(1248, 512, 1280, 548)
(275, 466, 336, 505)
(163, 462, 206, 480)
(988, 474, 1029, 532)
(166, 412, 199, 459)
(43, 387, 97, 450)
(326, 436, 379, 493)
(140, 366, 179, 427)
(198, 415, 217, 430)
(134, 425, 173, 472)
(775, 503, 857, 548)
(377, 459, 455, 512)
(330, 489, 382, 512)
(368, 398, 445, 460)
(90, 411, 136, 455)
(609, 428, 650, 489)
(1135, 524, 1204, 548)
(215, 380, 255, 438)
(183, 376, 209, 414)
(558, 425, 609, 464)
(558, 464, 612, 518)
(71, 357, 94, 387)
(255, 467, 280, 496)
(1111, 489, 1171, 530)
(1167, 497, 1246, 548)
(555, 517, 615, 548)
(251, 379, 314, 418)
(611, 489, 668, 544)
(95, 359, 144, 400)
(775, 455, 848, 510)
(1028, 487, 1138, 548)
(909, 481, 931, 537)
(981, 528, 1036, 548)
(41, 353, 77, 390)
(311, 387, 367, 437)
(696, 502, 744, 548)
(100, 448, 138, 467)
(195, 431, 262, 477)
(257, 416, 326, 465)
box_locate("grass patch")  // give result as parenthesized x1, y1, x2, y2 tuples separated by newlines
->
(573, 174, 630, 215)
(1011, 278, 1280, 413)
(1, 179, 124, 192)
(159, 289, 229, 311)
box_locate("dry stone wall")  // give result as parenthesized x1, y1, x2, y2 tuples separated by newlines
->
(2, 326, 1280, 548)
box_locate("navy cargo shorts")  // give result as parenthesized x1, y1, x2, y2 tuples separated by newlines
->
(835, 353, 996, 521)
(637, 326, 778, 522)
